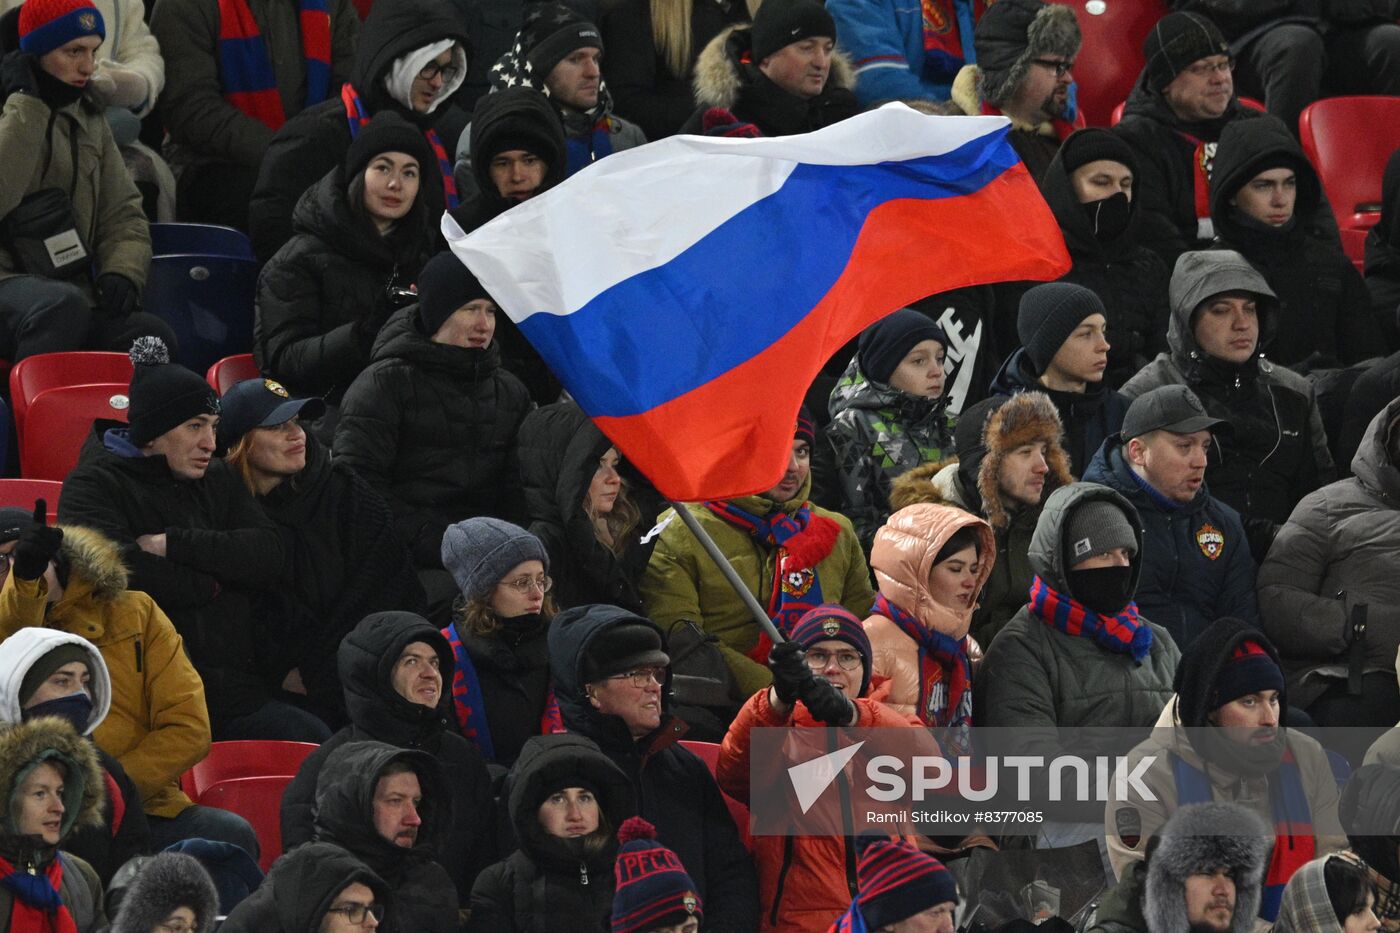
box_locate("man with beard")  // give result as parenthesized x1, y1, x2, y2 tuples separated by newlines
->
(1106, 619, 1346, 923)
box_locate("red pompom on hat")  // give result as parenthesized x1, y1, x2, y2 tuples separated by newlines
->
(19, 0, 105, 57)
(611, 817, 704, 933)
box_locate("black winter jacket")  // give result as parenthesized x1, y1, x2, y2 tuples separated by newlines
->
(445, 615, 552, 767)
(1039, 137, 1172, 386)
(333, 307, 533, 568)
(253, 168, 435, 404)
(58, 425, 283, 722)
(282, 611, 498, 903)
(220, 842, 390, 933)
(1210, 115, 1381, 367)
(989, 349, 1129, 478)
(246, 0, 471, 262)
(467, 734, 636, 933)
(1363, 147, 1400, 351)
(311, 741, 461, 932)
(516, 401, 655, 613)
(548, 605, 760, 933)
(253, 436, 426, 725)
(69, 748, 150, 885)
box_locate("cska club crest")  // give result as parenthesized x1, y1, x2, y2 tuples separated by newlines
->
(1195, 523, 1225, 560)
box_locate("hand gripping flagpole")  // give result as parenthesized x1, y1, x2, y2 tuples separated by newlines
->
(668, 500, 787, 646)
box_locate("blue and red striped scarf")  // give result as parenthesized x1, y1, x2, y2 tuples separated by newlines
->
(1027, 575, 1152, 663)
(702, 499, 840, 664)
(564, 119, 615, 175)
(869, 593, 972, 751)
(442, 623, 561, 760)
(1172, 749, 1315, 922)
(830, 897, 869, 933)
(217, 0, 330, 131)
(0, 853, 75, 933)
(342, 84, 459, 210)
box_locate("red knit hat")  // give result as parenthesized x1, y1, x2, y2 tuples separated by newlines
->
(19, 0, 105, 57)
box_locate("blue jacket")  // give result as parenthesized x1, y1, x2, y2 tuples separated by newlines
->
(1082, 437, 1258, 650)
(827, 0, 978, 106)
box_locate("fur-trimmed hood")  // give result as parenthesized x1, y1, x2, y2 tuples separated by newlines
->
(692, 23, 856, 112)
(948, 63, 1064, 136)
(0, 628, 112, 735)
(0, 717, 105, 859)
(888, 459, 967, 513)
(55, 524, 130, 603)
(975, 391, 1073, 530)
(111, 851, 220, 933)
(1144, 802, 1272, 933)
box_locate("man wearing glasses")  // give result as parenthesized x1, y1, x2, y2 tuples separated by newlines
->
(247, 0, 474, 261)
(220, 840, 391, 931)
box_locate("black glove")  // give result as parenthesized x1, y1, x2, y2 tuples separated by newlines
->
(12, 501, 62, 582)
(797, 674, 855, 727)
(768, 640, 809, 707)
(1, 52, 38, 98)
(96, 273, 139, 319)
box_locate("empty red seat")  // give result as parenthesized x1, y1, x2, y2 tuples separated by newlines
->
(0, 479, 62, 522)
(1056, 0, 1168, 127)
(197, 776, 297, 872)
(10, 352, 132, 452)
(1300, 96, 1400, 233)
(183, 740, 321, 798)
(680, 739, 752, 850)
(20, 383, 130, 481)
(206, 353, 260, 395)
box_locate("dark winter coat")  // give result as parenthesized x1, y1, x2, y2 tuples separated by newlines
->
(1082, 436, 1259, 650)
(1210, 115, 1380, 367)
(1120, 250, 1335, 551)
(988, 349, 1130, 477)
(467, 734, 636, 933)
(1363, 147, 1400, 351)
(58, 425, 284, 723)
(680, 23, 861, 136)
(1338, 352, 1400, 468)
(252, 436, 426, 725)
(282, 612, 497, 903)
(333, 306, 533, 568)
(600, 0, 753, 141)
(246, 0, 470, 262)
(219, 842, 390, 933)
(1040, 139, 1172, 386)
(516, 401, 655, 613)
(1257, 399, 1400, 703)
(312, 742, 461, 932)
(444, 616, 552, 767)
(548, 605, 761, 933)
(253, 168, 435, 404)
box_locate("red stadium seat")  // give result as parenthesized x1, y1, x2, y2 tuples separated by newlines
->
(680, 739, 752, 850)
(0, 480, 62, 522)
(197, 776, 297, 872)
(1300, 96, 1400, 233)
(183, 741, 321, 798)
(20, 384, 130, 481)
(1340, 228, 1367, 272)
(207, 353, 260, 395)
(10, 352, 132, 451)
(1053, 0, 1168, 127)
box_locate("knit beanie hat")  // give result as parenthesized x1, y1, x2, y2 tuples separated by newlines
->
(974, 0, 1080, 108)
(0, 507, 34, 546)
(789, 605, 873, 698)
(344, 111, 434, 181)
(20, 643, 91, 706)
(440, 517, 548, 603)
(416, 251, 493, 337)
(1142, 12, 1230, 93)
(1064, 499, 1138, 566)
(520, 2, 603, 78)
(1059, 127, 1137, 176)
(857, 308, 949, 386)
(582, 622, 668, 683)
(611, 817, 703, 933)
(19, 0, 104, 57)
(795, 405, 815, 447)
(851, 835, 959, 929)
(126, 337, 221, 449)
(1211, 638, 1285, 710)
(750, 0, 836, 62)
(1017, 282, 1106, 375)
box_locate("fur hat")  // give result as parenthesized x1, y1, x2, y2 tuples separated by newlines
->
(110, 852, 219, 933)
(1144, 802, 1273, 933)
(0, 717, 104, 844)
(974, 0, 1081, 108)
(976, 391, 1073, 531)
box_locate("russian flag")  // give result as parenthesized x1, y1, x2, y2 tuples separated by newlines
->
(447, 105, 1070, 502)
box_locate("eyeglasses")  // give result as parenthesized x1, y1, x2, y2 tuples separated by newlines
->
(1185, 57, 1235, 78)
(156, 921, 198, 933)
(417, 60, 460, 83)
(499, 574, 552, 595)
(1030, 58, 1074, 78)
(608, 667, 665, 688)
(324, 903, 385, 925)
(805, 648, 863, 672)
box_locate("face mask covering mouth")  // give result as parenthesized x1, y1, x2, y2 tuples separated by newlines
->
(1082, 191, 1131, 242)
(1066, 564, 1134, 615)
(22, 692, 94, 734)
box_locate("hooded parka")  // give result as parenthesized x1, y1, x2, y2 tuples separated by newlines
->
(467, 733, 636, 933)
(253, 167, 436, 404)
(1120, 249, 1335, 553)
(219, 841, 391, 933)
(246, 0, 469, 261)
(548, 604, 760, 933)
(333, 305, 533, 569)
(280, 611, 496, 903)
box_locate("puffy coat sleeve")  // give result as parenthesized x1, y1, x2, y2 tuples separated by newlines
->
(466, 861, 521, 933)
(827, 0, 945, 105)
(1256, 490, 1352, 660)
(164, 467, 285, 587)
(91, 106, 151, 288)
(0, 571, 48, 639)
(248, 115, 346, 263)
(106, 0, 165, 116)
(0, 94, 54, 222)
(973, 619, 1058, 730)
(1215, 509, 1259, 625)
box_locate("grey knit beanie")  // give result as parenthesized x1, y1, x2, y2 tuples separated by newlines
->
(441, 518, 549, 602)
(1065, 499, 1138, 566)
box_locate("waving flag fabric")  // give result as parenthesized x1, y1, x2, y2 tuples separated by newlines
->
(447, 104, 1070, 501)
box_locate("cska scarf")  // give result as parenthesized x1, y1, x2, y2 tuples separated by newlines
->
(1027, 575, 1152, 663)
(218, 0, 330, 130)
(869, 593, 972, 752)
(0, 854, 75, 933)
(342, 84, 459, 210)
